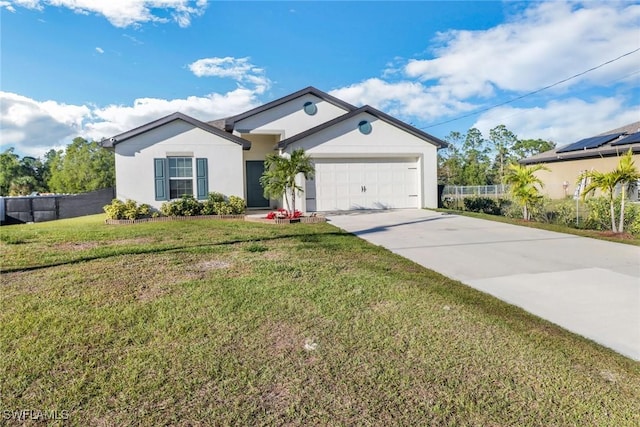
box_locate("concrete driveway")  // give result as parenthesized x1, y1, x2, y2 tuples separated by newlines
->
(326, 209, 640, 360)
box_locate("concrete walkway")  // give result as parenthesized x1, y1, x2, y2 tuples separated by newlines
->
(326, 209, 640, 360)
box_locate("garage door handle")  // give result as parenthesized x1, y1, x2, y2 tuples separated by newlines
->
(361, 185, 367, 192)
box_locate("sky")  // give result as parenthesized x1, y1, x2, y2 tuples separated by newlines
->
(1, 0, 639, 158)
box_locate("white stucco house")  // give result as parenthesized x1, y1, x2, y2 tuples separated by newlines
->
(102, 87, 447, 212)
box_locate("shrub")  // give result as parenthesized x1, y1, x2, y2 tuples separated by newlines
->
(228, 196, 246, 214)
(212, 201, 233, 215)
(103, 199, 151, 220)
(548, 199, 578, 227)
(160, 195, 202, 216)
(584, 196, 640, 234)
(463, 197, 505, 215)
(104, 199, 126, 219)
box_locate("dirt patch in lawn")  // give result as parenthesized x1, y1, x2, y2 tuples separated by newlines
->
(58, 242, 101, 251)
(597, 231, 636, 240)
(262, 320, 304, 356)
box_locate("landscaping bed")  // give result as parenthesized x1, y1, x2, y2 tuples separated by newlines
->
(105, 214, 245, 225)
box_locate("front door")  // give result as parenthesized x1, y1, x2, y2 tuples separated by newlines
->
(245, 161, 269, 208)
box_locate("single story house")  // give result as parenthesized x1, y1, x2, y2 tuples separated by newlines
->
(520, 121, 640, 200)
(102, 87, 446, 212)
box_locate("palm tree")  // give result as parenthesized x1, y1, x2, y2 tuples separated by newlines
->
(504, 163, 549, 220)
(260, 149, 315, 214)
(579, 169, 619, 233)
(614, 149, 640, 233)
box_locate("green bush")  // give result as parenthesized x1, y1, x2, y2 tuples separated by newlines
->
(202, 192, 227, 215)
(547, 199, 578, 227)
(103, 199, 151, 220)
(584, 196, 640, 233)
(160, 195, 202, 216)
(228, 195, 246, 214)
(103, 199, 126, 219)
(161, 193, 246, 216)
(463, 197, 508, 215)
(212, 201, 233, 215)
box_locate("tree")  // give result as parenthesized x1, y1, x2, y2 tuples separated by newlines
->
(0, 148, 21, 195)
(461, 128, 491, 185)
(579, 169, 620, 233)
(513, 138, 556, 159)
(488, 125, 518, 185)
(438, 131, 465, 184)
(47, 137, 114, 193)
(505, 163, 549, 220)
(615, 150, 640, 233)
(260, 149, 315, 214)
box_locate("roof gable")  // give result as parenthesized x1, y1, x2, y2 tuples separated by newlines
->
(223, 86, 357, 131)
(278, 105, 447, 149)
(102, 112, 251, 149)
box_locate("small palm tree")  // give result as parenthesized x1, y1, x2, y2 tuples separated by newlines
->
(504, 163, 549, 220)
(260, 149, 315, 214)
(614, 149, 640, 233)
(579, 169, 619, 233)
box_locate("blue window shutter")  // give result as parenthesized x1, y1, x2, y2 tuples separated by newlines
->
(196, 158, 208, 200)
(154, 158, 168, 201)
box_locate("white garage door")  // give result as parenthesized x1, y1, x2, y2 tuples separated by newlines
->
(307, 158, 419, 211)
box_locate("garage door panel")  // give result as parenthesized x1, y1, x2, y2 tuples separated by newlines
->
(311, 158, 419, 211)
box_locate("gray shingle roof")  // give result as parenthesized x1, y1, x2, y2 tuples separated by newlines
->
(101, 112, 251, 149)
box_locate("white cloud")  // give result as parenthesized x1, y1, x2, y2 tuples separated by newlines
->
(188, 57, 272, 94)
(404, 2, 640, 98)
(0, 92, 91, 157)
(0, 1, 17, 12)
(4, 0, 208, 27)
(330, 1, 640, 141)
(0, 88, 261, 158)
(330, 78, 475, 122)
(95, 47, 104, 54)
(472, 98, 640, 145)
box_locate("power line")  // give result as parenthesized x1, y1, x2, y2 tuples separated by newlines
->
(421, 47, 640, 130)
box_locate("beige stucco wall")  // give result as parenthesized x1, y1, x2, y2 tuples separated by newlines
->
(535, 154, 640, 199)
(241, 134, 279, 161)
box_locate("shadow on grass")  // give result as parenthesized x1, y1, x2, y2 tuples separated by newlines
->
(0, 231, 352, 274)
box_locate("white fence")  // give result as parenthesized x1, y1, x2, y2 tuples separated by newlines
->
(442, 185, 510, 199)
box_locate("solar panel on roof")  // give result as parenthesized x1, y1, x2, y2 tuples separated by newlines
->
(611, 132, 640, 146)
(556, 133, 624, 153)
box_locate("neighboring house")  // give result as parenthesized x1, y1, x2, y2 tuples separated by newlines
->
(520, 122, 640, 200)
(102, 87, 446, 211)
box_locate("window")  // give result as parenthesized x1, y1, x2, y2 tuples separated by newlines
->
(358, 120, 372, 135)
(169, 157, 193, 199)
(303, 101, 317, 115)
(154, 157, 207, 201)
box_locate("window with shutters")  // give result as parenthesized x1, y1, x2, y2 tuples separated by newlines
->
(168, 157, 193, 199)
(155, 157, 207, 201)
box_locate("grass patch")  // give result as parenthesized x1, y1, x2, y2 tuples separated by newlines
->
(1, 215, 639, 425)
(435, 208, 640, 246)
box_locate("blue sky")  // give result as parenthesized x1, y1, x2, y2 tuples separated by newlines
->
(1, 0, 639, 157)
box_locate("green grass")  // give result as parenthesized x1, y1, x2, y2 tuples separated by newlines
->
(1, 214, 639, 425)
(435, 208, 640, 246)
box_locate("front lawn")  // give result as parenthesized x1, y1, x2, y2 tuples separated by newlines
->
(1, 215, 639, 425)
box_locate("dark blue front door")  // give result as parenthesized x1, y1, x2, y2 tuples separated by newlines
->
(246, 161, 269, 208)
